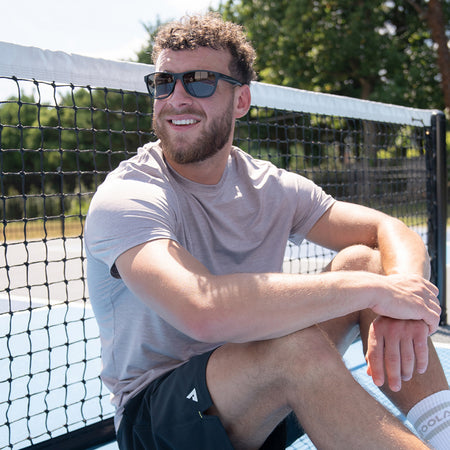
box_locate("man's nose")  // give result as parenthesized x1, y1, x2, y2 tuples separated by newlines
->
(167, 79, 193, 104)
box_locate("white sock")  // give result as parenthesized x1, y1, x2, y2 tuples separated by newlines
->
(406, 390, 450, 450)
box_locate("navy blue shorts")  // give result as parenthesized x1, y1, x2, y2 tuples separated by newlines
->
(116, 350, 304, 449)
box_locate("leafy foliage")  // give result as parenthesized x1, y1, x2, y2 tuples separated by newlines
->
(0, 88, 153, 220)
(221, 0, 447, 110)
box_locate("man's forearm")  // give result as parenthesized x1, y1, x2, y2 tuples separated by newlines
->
(196, 270, 380, 343)
(199, 270, 439, 344)
(116, 239, 440, 345)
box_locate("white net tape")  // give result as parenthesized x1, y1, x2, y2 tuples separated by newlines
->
(0, 41, 439, 126)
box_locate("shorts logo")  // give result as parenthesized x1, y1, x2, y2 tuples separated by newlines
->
(186, 388, 198, 402)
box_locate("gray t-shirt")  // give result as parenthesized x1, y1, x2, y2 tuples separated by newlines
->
(84, 141, 335, 425)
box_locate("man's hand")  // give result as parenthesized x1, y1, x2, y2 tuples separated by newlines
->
(369, 273, 440, 335)
(365, 317, 430, 392)
(365, 273, 440, 392)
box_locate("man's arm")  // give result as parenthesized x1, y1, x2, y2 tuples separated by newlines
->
(307, 200, 438, 391)
(306, 201, 430, 279)
(114, 205, 439, 345)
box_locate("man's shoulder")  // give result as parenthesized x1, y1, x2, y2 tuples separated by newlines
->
(98, 141, 170, 188)
(88, 141, 176, 213)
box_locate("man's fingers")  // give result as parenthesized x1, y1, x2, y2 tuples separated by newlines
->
(400, 339, 415, 382)
(424, 307, 441, 336)
(366, 330, 385, 388)
(423, 283, 440, 333)
(366, 318, 431, 392)
(384, 339, 401, 392)
(426, 280, 439, 297)
(414, 335, 429, 375)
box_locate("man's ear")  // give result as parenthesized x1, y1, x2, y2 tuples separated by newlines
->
(234, 84, 252, 119)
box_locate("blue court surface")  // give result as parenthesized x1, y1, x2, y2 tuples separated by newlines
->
(0, 303, 113, 449)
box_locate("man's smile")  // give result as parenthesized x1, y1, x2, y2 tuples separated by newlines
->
(170, 118, 200, 126)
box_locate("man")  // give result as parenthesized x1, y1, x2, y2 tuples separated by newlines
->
(85, 13, 450, 450)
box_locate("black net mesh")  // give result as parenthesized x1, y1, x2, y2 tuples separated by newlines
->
(0, 76, 439, 449)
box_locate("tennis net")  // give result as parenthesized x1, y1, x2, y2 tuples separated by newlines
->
(0, 41, 447, 449)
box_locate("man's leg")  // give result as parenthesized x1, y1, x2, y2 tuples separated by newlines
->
(205, 244, 447, 449)
(322, 244, 449, 415)
(206, 324, 429, 450)
(319, 244, 450, 448)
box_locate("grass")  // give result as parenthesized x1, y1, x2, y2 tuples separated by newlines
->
(2, 218, 84, 242)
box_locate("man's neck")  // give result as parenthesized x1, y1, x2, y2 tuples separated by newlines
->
(164, 148, 231, 185)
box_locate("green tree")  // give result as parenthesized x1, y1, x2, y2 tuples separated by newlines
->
(136, 21, 162, 65)
(0, 88, 153, 220)
(405, 0, 450, 114)
(221, 0, 448, 111)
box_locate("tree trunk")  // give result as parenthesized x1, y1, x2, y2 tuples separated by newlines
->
(407, 0, 450, 113)
(426, 0, 450, 114)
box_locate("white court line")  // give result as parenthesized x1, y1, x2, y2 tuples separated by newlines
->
(434, 341, 450, 350)
(0, 295, 92, 309)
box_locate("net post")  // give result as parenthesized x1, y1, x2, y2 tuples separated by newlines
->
(431, 111, 447, 325)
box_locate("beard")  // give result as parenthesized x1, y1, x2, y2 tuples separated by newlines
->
(153, 98, 234, 165)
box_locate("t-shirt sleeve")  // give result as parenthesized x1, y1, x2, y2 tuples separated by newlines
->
(84, 177, 178, 276)
(287, 172, 336, 244)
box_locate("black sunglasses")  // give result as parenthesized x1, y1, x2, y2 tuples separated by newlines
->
(144, 70, 243, 99)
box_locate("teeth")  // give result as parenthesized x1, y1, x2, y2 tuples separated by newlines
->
(171, 119, 198, 125)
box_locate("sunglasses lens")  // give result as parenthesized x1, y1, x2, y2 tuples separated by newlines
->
(148, 73, 175, 99)
(183, 71, 217, 98)
(146, 71, 224, 99)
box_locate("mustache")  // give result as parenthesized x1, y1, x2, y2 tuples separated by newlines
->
(158, 106, 206, 120)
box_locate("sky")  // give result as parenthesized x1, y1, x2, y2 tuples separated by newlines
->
(0, 0, 223, 61)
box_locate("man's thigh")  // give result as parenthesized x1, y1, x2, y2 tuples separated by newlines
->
(205, 327, 353, 449)
(116, 349, 303, 450)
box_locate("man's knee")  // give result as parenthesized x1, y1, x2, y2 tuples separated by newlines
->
(327, 244, 382, 274)
(219, 326, 346, 393)
(262, 326, 347, 386)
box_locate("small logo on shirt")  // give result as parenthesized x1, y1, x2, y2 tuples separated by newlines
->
(186, 388, 198, 402)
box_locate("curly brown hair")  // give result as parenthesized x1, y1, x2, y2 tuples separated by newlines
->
(152, 13, 256, 85)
